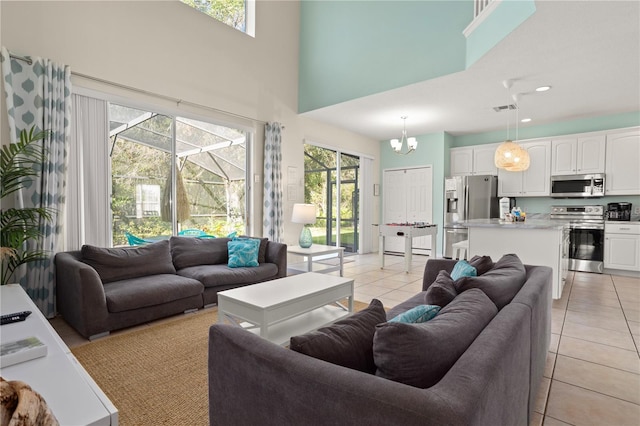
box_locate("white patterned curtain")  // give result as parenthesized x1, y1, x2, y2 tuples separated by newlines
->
(263, 122, 284, 242)
(1, 47, 71, 317)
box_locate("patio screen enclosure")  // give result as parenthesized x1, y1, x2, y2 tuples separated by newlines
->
(109, 104, 247, 246)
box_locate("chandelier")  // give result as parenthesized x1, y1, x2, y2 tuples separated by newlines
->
(390, 116, 417, 155)
(494, 81, 530, 172)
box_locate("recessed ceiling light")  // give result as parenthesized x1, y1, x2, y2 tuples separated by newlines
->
(535, 86, 551, 92)
(521, 118, 532, 123)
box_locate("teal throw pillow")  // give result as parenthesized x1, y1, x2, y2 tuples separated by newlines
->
(389, 305, 441, 324)
(228, 238, 259, 268)
(226, 231, 238, 238)
(451, 260, 477, 281)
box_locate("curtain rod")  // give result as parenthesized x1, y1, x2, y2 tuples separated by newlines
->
(8, 51, 272, 127)
(9, 53, 33, 65)
(72, 71, 268, 126)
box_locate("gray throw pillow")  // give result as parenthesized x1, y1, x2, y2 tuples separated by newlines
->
(455, 253, 526, 309)
(468, 255, 494, 276)
(170, 236, 230, 270)
(424, 270, 458, 307)
(373, 289, 498, 388)
(290, 299, 387, 374)
(81, 240, 176, 283)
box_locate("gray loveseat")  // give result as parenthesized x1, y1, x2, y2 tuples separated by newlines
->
(55, 236, 286, 340)
(208, 255, 552, 426)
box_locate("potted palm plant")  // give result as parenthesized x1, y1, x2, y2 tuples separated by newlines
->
(1, 126, 52, 286)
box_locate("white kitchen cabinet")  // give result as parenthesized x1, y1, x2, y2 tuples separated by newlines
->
(604, 222, 640, 271)
(498, 140, 551, 197)
(450, 144, 498, 176)
(605, 129, 640, 195)
(382, 167, 433, 254)
(551, 135, 605, 175)
(450, 148, 473, 176)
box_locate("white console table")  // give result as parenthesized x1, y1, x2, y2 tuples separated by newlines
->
(0, 284, 118, 425)
(379, 224, 438, 273)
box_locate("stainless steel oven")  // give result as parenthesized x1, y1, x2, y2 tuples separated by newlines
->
(550, 205, 605, 273)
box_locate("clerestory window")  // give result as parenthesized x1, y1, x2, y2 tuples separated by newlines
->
(180, 0, 255, 36)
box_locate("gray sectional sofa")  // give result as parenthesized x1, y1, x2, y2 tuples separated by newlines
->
(55, 236, 286, 339)
(207, 255, 552, 426)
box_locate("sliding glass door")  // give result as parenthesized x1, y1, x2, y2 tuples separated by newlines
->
(304, 144, 360, 253)
(109, 104, 248, 246)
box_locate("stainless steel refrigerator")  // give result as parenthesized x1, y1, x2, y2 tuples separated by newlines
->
(443, 175, 499, 258)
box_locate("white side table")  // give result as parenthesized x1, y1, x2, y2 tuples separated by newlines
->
(287, 244, 345, 276)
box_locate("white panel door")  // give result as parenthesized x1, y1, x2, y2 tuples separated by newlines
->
(406, 167, 433, 251)
(383, 167, 433, 254)
(383, 170, 406, 253)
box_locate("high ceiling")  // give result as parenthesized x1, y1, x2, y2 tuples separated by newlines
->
(301, 1, 640, 141)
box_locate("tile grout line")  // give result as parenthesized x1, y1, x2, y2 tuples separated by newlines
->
(611, 275, 640, 356)
(550, 375, 640, 407)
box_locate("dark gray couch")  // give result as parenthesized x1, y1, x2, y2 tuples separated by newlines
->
(207, 257, 552, 426)
(55, 236, 286, 340)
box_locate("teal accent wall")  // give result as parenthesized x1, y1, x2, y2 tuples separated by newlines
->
(299, 0, 472, 113)
(466, 0, 537, 66)
(380, 132, 449, 255)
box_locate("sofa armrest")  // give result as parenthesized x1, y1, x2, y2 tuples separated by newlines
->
(422, 258, 457, 291)
(55, 251, 110, 339)
(265, 241, 287, 278)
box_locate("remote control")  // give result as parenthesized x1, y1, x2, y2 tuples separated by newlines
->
(0, 311, 32, 325)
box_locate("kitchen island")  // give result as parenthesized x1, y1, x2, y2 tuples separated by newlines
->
(461, 219, 569, 299)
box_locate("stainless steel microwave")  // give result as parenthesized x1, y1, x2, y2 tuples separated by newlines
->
(550, 173, 605, 198)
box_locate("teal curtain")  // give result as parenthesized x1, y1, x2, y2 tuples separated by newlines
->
(263, 122, 283, 242)
(1, 47, 71, 317)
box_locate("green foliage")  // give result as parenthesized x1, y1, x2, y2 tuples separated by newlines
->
(181, 0, 246, 31)
(0, 127, 53, 285)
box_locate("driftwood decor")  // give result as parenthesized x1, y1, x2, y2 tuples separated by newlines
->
(0, 377, 58, 426)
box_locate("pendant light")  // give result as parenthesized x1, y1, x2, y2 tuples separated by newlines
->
(494, 82, 530, 172)
(390, 116, 417, 155)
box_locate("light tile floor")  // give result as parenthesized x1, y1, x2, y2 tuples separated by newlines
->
(52, 252, 640, 425)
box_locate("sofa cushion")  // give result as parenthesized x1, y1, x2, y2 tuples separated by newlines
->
(81, 240, 176, 284)
(103, 274, 203, 313)
(468, 255, 494, 276)
(177, 263, 278, 288)
(455, 253, 526, 309)
(388, 304, 440, 323)
(228, 239, 260, 268)
(373, 288, 498, 388)
(450, 260, 477, 280)
(238, 236, 268, 264)
(289, 299, 387, 374)
(170, 236, 230, 270)
(424, 270, 458, 308)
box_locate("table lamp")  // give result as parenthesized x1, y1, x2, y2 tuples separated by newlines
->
(291, 203, 316, 248)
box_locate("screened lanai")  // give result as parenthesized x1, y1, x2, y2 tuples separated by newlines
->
(109, 104, 247, 246)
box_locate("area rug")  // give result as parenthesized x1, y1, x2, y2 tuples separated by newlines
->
(71, 300, 370, 426)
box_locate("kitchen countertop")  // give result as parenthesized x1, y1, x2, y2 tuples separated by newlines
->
(459, 218, 567, 230)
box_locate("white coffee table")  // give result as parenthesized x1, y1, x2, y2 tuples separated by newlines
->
(217, 273, 354, 346)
